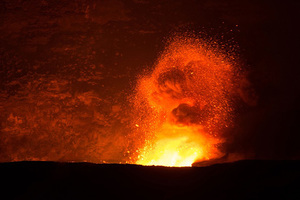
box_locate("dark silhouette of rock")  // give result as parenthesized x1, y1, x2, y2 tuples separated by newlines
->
(0, 161, 299, 200)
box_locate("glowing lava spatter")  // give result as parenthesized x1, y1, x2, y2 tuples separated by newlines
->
(132, 36, 238, 167)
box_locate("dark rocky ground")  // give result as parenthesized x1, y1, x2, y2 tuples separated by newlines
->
(1, 160, 299, 200)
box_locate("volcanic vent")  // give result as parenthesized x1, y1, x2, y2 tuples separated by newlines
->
(131, 36, 240, 167)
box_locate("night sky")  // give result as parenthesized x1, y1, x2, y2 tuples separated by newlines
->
(0, 0, 299, 163)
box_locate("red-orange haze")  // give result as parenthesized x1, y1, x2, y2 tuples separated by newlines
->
(132, 36, 238, 167)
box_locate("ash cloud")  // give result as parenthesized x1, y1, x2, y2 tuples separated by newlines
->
(170, 103, 202, 126)
(156, 68, 187, 100)
(152, 67, 208, 127)
(224, 71, 300, 161)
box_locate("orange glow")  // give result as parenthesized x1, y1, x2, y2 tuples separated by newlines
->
(132, 36, 237, 167)
(136, 124, 223, 167)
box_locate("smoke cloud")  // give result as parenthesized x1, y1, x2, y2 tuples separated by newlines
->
(132, 36, 247, 166)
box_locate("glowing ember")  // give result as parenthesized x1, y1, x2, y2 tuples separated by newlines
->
(132, 35, 238, 167)
(136, 124, 223, 167)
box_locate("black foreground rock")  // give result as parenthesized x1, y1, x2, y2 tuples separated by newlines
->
(1, 160, 299, 200)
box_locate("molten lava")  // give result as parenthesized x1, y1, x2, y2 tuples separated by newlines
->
(132, 36, 238, 167)
(136, 124, 223, 167)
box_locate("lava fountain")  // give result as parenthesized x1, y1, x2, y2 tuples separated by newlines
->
(132, 36, 239, 167)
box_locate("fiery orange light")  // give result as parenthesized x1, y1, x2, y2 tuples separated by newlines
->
(132, 36, 238, 167)
(136, 124, 223, 167)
